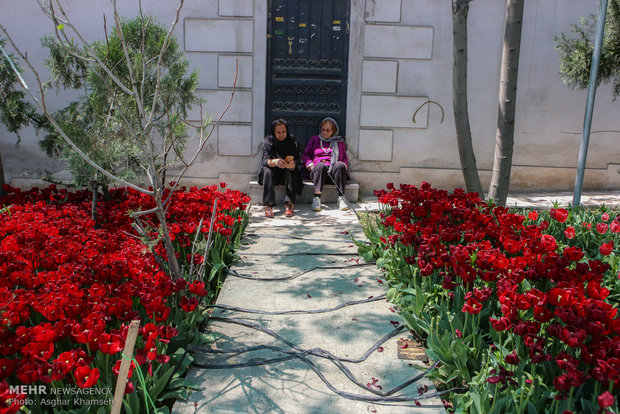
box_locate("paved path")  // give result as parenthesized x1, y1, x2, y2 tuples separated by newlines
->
(355, 190, 620, 211)
(504, 191, 620, 209)
(173, 204, 446, 414)
(172, 190, 618, 414)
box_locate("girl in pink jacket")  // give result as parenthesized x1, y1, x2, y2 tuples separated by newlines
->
(302, 117, 349, 211)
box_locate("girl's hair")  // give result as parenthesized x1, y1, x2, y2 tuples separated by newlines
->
(271, 118, 289, 136)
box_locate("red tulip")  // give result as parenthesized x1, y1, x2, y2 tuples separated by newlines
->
(596, 222, 609, 235)
(74, 366, 99, 388)
(563, 246, 583, 261)
(540, 234, 558, 253)
(600, 241, 614, 256)
(597, 391, 615, 408)
(550, 208, 568, 223)
(505, 350, 520, 365)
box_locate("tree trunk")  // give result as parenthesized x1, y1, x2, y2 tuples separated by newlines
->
(0, 151, 5, 197)
(154, 189, 182, 280)
(488, 0, 525, 206)
(452, 0, 484, 197)
(91, 182, 99, 228)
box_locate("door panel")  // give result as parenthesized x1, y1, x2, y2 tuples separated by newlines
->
(266, 0, 350, 148)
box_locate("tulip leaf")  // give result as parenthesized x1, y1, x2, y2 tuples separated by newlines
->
(151, 365, 177, 400)
(578, 398, 598, 412)
(123, 390, 141, 414)
(469, 389, 484, 414)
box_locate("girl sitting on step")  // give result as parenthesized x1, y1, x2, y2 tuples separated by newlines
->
(258, 119, 303, 218)
(302, 117, 350, 212)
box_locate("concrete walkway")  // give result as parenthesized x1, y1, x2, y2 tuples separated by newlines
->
(354, 190, 620, 211)
(173, 203, 446, 414)
(504, 191, 620, 209)
(172, 190, 618, 414)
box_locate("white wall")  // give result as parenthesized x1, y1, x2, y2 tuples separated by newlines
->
(349, 0, 620, 193)
(1, 0, 619, 194)
(0, 0, 265, 191)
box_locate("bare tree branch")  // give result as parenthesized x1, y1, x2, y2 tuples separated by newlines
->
(0, 24, 151, 194)
(188, 217, 204, 281)
(143, 0, 184, 132)
(198, 198, 217, 279)
(36, 0, 135, 96)
(164, 60, 238, 205)
(130, 207, 159, 217)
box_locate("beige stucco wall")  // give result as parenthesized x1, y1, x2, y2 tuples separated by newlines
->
(1, 0, 619, 196)
(349, 0, 620, 195)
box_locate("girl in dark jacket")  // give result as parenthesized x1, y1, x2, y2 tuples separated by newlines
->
(258, 119, 302, 217)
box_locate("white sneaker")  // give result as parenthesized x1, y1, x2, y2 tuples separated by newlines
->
(338, 196, 349, 211)
(312, 196, 321, 211)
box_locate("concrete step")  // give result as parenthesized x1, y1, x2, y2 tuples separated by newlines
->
(249, 180, 359, 205)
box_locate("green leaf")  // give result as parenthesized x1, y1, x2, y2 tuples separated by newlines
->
(469, 389, 484, 414)
(579, 397, 599, 413)
(200, 331, 223, 342)
(57, 24, 65, 30)
(123, 390, 141, 414)
(401, 310, 429, 336)
(362, 250, 374, 263)
(151, 365, 177, 401)
(158, 387, 190, 401)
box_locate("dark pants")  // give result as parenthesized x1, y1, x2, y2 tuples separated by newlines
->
(310, 161, 347, 194)
(261, 166, 299, 206)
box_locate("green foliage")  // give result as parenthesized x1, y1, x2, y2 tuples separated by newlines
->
(40, 16, 200, 188)
(0, 38, 47, 138)
(0, 38, 48, 196)
(555, 0, 620, 96)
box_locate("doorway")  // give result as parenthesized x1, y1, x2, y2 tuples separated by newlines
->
(265, 0, 350, 148)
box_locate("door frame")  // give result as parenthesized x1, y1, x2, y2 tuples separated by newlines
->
(264, 0, 351, 140)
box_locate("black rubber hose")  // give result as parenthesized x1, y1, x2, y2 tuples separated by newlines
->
(207, 293, 386, 315)
(228, 262, 375, 281)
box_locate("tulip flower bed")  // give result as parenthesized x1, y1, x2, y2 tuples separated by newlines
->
(0, 183, 249, 413)
(357, 182, 619, 413)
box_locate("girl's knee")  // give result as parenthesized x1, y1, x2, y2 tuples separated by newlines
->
(334, 162, 347, 171)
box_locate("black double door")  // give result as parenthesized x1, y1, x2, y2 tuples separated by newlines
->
(266, 0, 350, 149)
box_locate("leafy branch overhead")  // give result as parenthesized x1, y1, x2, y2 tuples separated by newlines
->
(0, 38, 48, 139)
(0, 37, 49, 196)
(40, 16, 200, 188)
(555, 0, 620, 96)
